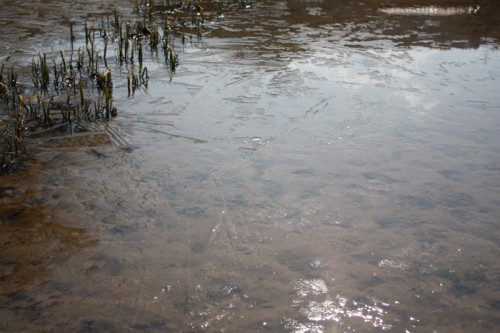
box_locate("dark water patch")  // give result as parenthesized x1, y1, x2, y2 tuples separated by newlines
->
(361, 274, 386, 289)
(433, 143, 468, 158)
(277, 253, 308, 272)
(413, 228, 448, 244)
(0, 186, 27, 198)
(43, 279, 75, 295)
(484, 162, 500, 171)
(352, 251, 385, 267)
(438, 266, 487, 283)
(87, 148, 109, 159)
(291, 168, 315, 175)
(488, 299, 500, 310)
(4, 292, 34, 305)
(449, 208, 474, 221)
(451, 281, 476, 297)
(438, 169, 463, 182)
(399, 195, 434, 208)
(343, 182, 363, 190)
(361, 171, 396, 184)
(477, 205, 495, 214)
(226, 193, 249, 208)
(190, 240, 207, 253)
(90, 255, 125, 276)
(277, 247, 319, 274)
(374, 212, 427, 230)
(2, 292, 42, 321)
(105, 259, 125, 276)
(130, 318, 168, 331)
(134, 208, 157, 219)
(409, 159, 435, 169)
(437, 191, 474, 208)
(373, 216, 400, 229)
(0, 207, 27, 224)
(437, 265, 489, 297)
(0, 262, 16, 278)
(177, 206, 207, 218)
(110, 224, 139, 234)
(80, 319, 118, 333)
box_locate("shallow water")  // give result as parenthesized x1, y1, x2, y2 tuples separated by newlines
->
(1, 0, 500, 332)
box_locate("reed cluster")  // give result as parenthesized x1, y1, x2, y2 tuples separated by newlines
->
(1, 0, 255, 174)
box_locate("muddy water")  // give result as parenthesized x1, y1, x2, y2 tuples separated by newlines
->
(2, 0, 500, 332)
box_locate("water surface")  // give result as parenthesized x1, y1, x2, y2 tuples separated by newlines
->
(1, 1, 500, 332)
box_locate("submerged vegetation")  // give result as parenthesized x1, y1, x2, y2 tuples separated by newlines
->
(0, 0, 255, 174)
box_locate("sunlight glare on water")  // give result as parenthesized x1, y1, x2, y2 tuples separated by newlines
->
(287, 278, 396, 332)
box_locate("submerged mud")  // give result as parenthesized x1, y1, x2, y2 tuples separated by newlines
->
(2, 1, 500, 332)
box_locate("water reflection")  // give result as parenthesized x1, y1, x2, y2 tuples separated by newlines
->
(212, 0, 500, 49)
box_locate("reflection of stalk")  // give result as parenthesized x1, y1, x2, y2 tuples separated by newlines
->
(146, 0, 154, 22)
(70, 23, 74, 51)
(53, 60, 59, 93)
(76, 48, 83, 72)
(114, 8, 121, 36)
(0, 64, 4, 96)
(130, 39, 134, 64)
(103, 36, 108, 67)
(118, 23, 124, 65)
(94, 99, 101, 120)
(84, 21, 89, 45)
(79, 81, 84, 106)
(87, 39, 95, 69)
(141, 67, 148, 88)
(95, 51, 100, 77)
(138, 40, 143, 70)
(125, 24, 130, 63)
(69, 53, 74, 78)
(60, 50, 66, 73)
(127, 75, 131, 97)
